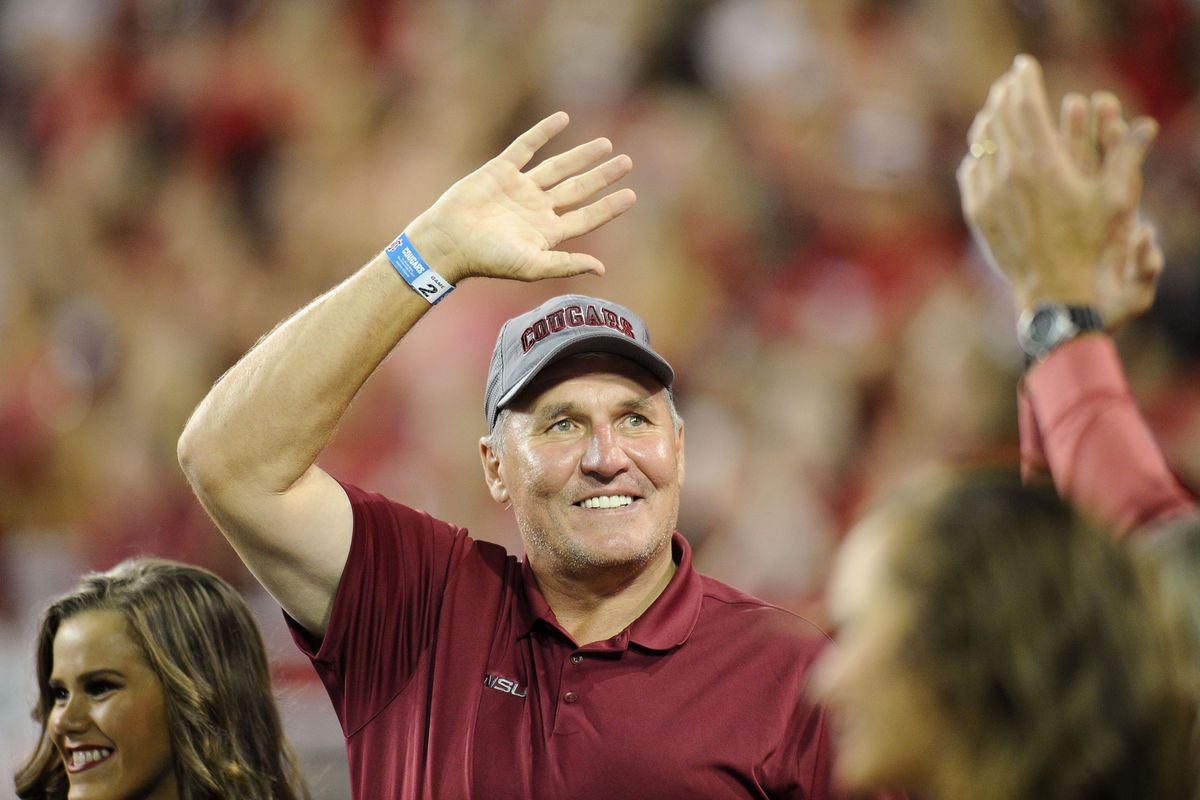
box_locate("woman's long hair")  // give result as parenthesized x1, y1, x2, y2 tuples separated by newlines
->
(889, 470, 1198, 800)
(14, 558, 311, 800)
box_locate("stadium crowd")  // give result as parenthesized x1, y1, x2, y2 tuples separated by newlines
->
(2, 0, 1200, 795)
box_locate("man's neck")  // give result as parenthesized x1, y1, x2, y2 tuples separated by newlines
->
(532, 544, 677, 646)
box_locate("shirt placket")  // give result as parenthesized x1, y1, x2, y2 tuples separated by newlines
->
(553, 647, 585, 735)
(552, 631, 630, 736)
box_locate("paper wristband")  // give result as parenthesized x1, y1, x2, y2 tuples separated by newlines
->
(383, 232, 455, 305)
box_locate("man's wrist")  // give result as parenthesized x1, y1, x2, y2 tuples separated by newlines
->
(403, 217, 467, 285)
(382, 229, 456, 305)
(1015, 284, 1099, 314)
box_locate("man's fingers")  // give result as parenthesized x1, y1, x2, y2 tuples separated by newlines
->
(526, 137, 614, 189)
(497, 111, 571, 169)
(983, 106, 1013, 178)
(1060, 92, 1094, 174)
(970, 126, 1000, 188)
(1101, 115, 1158, 199)
(1133, 222, 1164, 281)
(1089, 91, 1122, 160)
(1010, 54, 1058, 153)
(968, 64, 1014, 145)
(558, 187, 637, 241)
(967, 108, 991, 148)
(1143, 238, 1165, 282)
(980, 63, 1028, 176)
(524, 250, 606, 280)
(549, 155, 632, 209)
(1098, 112, 1130, 159)
(957, 153, 985, 220)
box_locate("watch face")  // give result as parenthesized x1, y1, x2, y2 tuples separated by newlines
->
(1019, 303, 1074, 358)
(1018, 303, 1103, 362)
(1030, 307, 1059, 339)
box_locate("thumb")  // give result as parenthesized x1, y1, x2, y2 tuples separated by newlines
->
(521, 250, 606, 282)
(1132, 222, 1164, 283)
(1101, 116, 1158, 203)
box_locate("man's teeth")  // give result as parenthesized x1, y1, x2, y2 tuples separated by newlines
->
(580, 495, 633, 509)
(70, 749, 113, 768)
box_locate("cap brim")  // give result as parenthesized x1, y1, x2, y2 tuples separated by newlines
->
(495, 330, 675, 417)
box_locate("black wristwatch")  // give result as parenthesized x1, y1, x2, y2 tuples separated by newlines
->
(1017, 302, 1104, 366)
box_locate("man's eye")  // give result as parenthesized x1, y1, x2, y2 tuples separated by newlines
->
(551, 419, 574, 432)
(625, 414, 647, 427)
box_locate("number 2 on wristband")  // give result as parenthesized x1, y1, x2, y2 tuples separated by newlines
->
(383, 232, 455, 305)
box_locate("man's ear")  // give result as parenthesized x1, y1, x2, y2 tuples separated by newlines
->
(676, 419, 685, 487)
(480, 437, 509, 504)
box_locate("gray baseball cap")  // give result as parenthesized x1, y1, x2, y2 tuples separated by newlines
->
(484, 294, 674, 430)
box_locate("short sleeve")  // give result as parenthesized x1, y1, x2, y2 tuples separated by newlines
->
(285, 481, 472, 736)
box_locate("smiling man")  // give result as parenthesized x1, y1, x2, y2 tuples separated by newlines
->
(479, 298, 682, 646)
(178, 113, 851, 799)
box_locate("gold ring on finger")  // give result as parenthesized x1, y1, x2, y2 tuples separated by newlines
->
(970, 139, 999, 158)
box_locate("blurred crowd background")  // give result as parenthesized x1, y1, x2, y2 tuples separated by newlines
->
(2, 0, 1200, 796)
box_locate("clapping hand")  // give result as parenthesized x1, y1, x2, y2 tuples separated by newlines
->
(957, 55, 1160, 328)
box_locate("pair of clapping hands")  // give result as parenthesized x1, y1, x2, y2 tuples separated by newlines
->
(959, 54, 1163, 332)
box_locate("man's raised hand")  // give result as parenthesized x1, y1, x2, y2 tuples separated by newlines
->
(405, 112, 636, 285)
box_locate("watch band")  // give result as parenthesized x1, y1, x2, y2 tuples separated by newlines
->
(1065, 305, 1104, 331)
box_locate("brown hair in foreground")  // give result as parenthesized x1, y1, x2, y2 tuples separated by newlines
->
(887, 469, 1199, 799)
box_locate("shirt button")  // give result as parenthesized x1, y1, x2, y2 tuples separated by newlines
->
(571, 654, 583, 664)
(563, 691, 579, 704)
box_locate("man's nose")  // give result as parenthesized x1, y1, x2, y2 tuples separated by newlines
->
(581, 425, 631, 477)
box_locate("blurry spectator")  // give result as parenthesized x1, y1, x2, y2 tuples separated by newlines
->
(812, 468, 1199, 799)
(959, 54, 1200, 656)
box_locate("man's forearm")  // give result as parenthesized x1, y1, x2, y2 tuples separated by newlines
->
(178, 252, 430, 492)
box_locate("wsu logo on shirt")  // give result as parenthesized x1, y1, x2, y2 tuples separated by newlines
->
(483, 672, 528, 699)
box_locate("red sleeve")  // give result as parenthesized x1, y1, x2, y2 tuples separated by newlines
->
(285, 481, 472, 736)
(1024, 335, 1195, 537)
(1017, 378, 1051, 485)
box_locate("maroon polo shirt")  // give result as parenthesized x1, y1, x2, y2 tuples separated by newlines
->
(287, 482, 844, 799)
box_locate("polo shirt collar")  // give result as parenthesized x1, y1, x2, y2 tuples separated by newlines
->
(517, 532, 704, 652)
